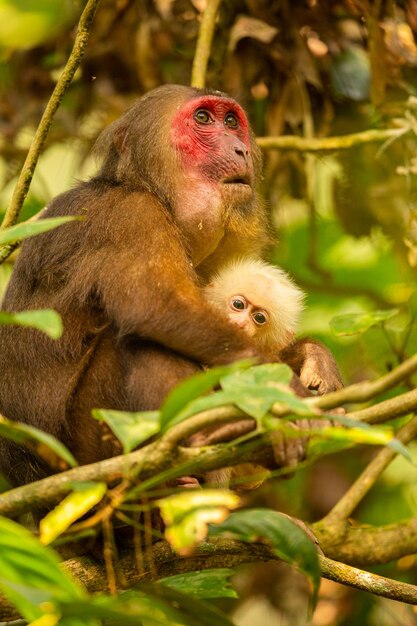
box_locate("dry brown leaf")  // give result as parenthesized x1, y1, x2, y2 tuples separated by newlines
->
(228, 15, 279, 53)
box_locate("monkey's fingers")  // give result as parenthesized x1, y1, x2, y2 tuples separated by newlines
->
(269, 421, 308, 471)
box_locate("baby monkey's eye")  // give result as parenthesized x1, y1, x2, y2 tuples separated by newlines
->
(230, 296, 247, 311)
(252, 310, 268, 326)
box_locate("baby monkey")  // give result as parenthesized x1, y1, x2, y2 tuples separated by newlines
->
(206, 258, 305, 353)
(196, 258, 306, 490)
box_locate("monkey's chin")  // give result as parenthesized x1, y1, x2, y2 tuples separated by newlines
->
(221, 182, 253, 203)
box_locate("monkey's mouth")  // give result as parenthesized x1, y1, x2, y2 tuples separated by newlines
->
(222, 174, 251, 187)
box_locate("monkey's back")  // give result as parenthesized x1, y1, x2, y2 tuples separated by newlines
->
(0, 182, 129, 483)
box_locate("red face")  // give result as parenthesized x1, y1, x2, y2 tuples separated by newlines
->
(170, 95, 254, 196)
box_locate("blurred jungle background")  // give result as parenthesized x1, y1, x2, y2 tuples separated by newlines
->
(1, 1, 417, 624)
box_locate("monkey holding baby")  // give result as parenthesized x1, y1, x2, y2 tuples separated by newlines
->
(0, 85, 342, 491)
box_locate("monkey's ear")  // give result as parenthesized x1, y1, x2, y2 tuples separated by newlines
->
(113, 124, 129, 155)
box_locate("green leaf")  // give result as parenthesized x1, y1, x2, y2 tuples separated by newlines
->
(306, 413, 412, 462)
(160, 569, 238, 599)
(0, 516, 86, 622)
(221, 363, 293, 388)
(0, 216, 80, 245)
(161, 363, 312, 432)
(157, 490, 240, 555)
(162, 389, 237, 431)
(0, 415, 77, 468)
(59, 585, 235, 626)
(160, 361, 252, 429)
(330, 309, 399, 336)
(0, 309, 63, 338)
(220, 364, 314, 419)
(39, 482, 107, 545)
(209, 509, 320, 608)
(92, 408, 160, 453)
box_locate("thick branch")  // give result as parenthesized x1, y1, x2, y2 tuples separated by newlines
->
(256, 127, 408, 152)
(191, 0, 222, 88)
(0, 0, 101, 263)
(2, 536, 417, 621)
(0, 416, 272, 518)
(314, 516, 417, 567)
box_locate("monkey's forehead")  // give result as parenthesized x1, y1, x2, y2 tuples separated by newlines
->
(176, 95, 249, 128)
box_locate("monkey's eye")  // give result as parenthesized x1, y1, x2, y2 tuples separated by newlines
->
(252, 310, 268, 326)
(194, 109, 212, 124)
(230, 296, 247, 311)
(224, 112, 239, 128)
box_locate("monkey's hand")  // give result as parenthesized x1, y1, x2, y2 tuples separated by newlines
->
(280, 338, 343, 395)
(185, 419, 309, 479)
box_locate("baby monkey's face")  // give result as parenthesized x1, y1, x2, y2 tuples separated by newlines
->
(227, 294, 269, 337)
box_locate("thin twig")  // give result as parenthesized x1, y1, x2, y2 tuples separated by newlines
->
(256, 127, 408, 152)
(191, 0, 222, 88)
(0, 0, 101, 264)
(322, 415, 417, 523)
(102, 517, 118, 595)
(348, 388, 417, 424)
(306, 352, 417, 412)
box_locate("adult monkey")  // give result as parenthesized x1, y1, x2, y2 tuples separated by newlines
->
(0, 85, 341, 488)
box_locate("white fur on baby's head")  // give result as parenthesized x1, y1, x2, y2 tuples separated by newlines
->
(206, 258, 305, 350)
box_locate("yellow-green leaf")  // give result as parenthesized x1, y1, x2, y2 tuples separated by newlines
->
(157, 490, 240, 555)
(39, 482, 107, 545)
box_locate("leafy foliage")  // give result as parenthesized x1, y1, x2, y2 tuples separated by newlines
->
(1, 1, 417, 624)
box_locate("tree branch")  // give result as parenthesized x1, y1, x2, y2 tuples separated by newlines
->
(256, 127, 408, 152)
(318, 554, 417, 603)
(306, 352, 417, 412)
(321, 415, 417, 523)
(191, 0, 222, 88)
(0, 416, 273, 518)
(2, 536, 417, 621)
(314, 515, 417, 567)
(348, 388, 417, 424)
(0, 0, 101, 264)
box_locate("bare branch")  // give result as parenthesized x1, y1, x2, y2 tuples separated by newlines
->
(306, 352, 417, 412)
(256, 127, 408, 152)
(348, 388, 417, 424)
(191, 0, 222, 88)
(322, 415, 417, 523)
(0, 0, 101, 263)
(2, 536, 417, 621)
(318, 554, 417, 604)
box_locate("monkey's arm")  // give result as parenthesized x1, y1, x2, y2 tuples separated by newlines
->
(88, 191, 259, 367)
(279, 338, 343, 394)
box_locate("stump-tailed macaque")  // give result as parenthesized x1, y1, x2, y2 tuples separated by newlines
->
(0, 85, 342, 490)
(206, 258, 305, 352)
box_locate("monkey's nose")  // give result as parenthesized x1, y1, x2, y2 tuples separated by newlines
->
(235, 147, 249, 162)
